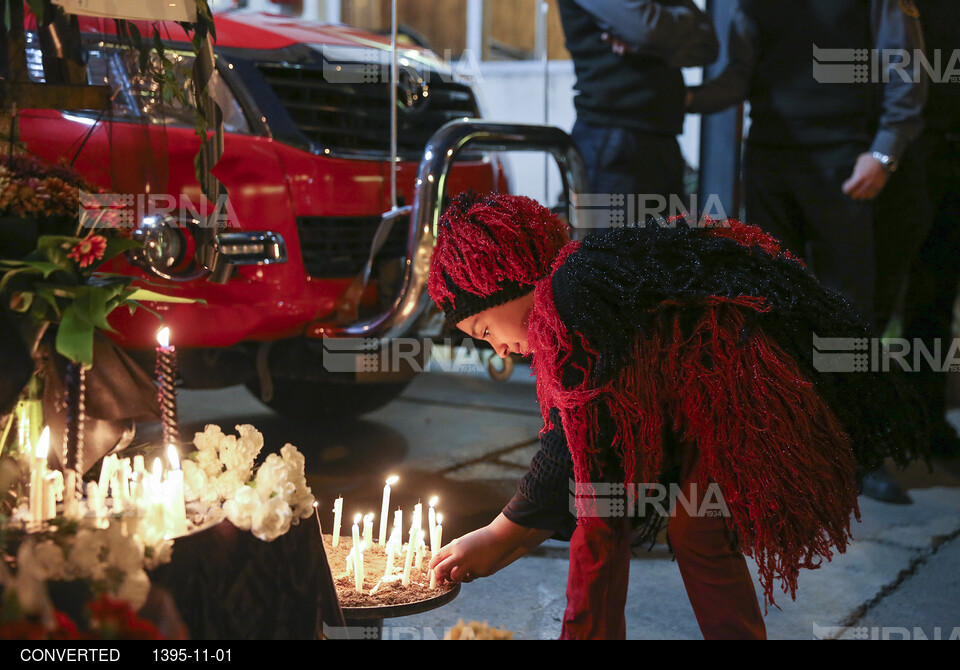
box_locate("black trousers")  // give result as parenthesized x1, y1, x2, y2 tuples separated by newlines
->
(743, 141, 876, 327)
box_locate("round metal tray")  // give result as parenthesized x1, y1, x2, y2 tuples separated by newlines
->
(340, 582, 460, 620)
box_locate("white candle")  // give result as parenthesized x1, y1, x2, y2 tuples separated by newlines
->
(133, 455, 146, 477)
(332, 497, 343, 547)
(29, 428, 50, 525)
(43, 472, 57, 521)
(402, 522, 418, 586)
(379, 475, 398, 545)
(384, 527, 398, 578)
(98, 455, 116, 501)
(393, 508, 402, 540)
(363, 512, 374, 548)
(428, 496, 438, 553)
(165, 444, 188, 536)
(415, 533, 426, 570)
(430, 515, 443, 589)
(87, 481, 103, 520)
(352, 515, 363, 593)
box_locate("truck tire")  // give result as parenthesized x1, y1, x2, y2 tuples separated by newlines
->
(247, 378, 412, 419)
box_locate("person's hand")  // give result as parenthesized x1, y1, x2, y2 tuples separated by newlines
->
(842, 152, 889, 200)
(429, 514, 554, 585)
(429, 526, 506, 584)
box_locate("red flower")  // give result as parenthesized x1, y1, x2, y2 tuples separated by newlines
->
(88, 596, 163, 640)
(67, 234, 108, 268)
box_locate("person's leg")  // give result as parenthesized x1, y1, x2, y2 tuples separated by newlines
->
(560, 512, 632, 640)
(742, 143, 807, 257)
(798, 143, 877, 326)
(668, 451, 766, 640)
(571, 119, 685, 226)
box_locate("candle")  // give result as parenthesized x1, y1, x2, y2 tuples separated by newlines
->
(44, 470, 62, 521)
(363, 512, 374, 548)
(430, 514, 443, 589)
(29, 427, 50, 526)
(415, 532, 426, 570)
(165, 444, 188, 536)
(332, 497, 343, 547)
(428, 496, 438, 553)
(98, 455, 116, 503)
(384, 527, 398, 578)
(393, 508, 402, 541)
(402, 521, 418, 586)
(87, 481, 103, 520)
(352, 515, 363, 593)
(379, 476, 398, 545)
(155, 327, 180, 446)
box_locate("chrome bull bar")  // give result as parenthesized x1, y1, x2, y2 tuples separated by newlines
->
(309, 119, 593, 341)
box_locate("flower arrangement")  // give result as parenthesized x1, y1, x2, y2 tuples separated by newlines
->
(181, 425, 316, 542)
(1, 517, 173, 613)
(0, 154, 190, 367)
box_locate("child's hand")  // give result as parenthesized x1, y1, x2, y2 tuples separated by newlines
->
(429, 513, 555, 584)
(429, 526, 503, 583)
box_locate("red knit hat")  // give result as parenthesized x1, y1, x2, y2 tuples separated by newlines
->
(428, 192, 571, 325)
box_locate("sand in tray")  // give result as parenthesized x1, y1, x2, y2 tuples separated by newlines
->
(323, 534, 454, 608)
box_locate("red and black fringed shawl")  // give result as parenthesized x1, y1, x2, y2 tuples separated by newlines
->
(527, 220, 928, 608)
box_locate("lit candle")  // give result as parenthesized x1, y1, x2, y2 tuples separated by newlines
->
(430, 514, 443, 589)
(29, 427, 50, 525)
(363, 512, 374, 548)
(165, 444, 188, 536)
(352, 514, 363, 593)
(379, 475, 398, 545)
(428, 496, 438, 553)
(332, 497, 343, 547)
(393, 508, 402, 541)
(313, 501, 322, 535)
(155, 327, 179, 446)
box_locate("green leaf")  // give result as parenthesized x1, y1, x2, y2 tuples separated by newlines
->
(55, 305, 95, 366)
(127, 289, 201, 304)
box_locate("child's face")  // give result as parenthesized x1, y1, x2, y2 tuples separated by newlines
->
(456, 291, 536, 359)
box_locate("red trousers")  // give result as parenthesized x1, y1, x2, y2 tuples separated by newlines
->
(559, 454, 766, 640)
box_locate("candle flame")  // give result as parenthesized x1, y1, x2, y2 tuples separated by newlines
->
(436, 513, 443, 525)
(429, 496, 438, 507)
(156, 326, 170, 348)
(166, 444, 181, 470)
(35, 427, 50, 460)
(354, 513, 361, 524)
(386, 475, 399, 486)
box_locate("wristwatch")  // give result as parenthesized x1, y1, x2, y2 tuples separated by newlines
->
(872, 151, 898, 175)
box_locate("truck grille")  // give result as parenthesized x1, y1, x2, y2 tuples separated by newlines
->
(297, 215, 408, 278)
(257, 63, 480, 159)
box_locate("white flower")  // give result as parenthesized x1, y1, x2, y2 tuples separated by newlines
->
(251, 496, 293, 542)
(193, 424, 225, 453)
(254, 453, 291, 493)
(235, 424, 264, 460)
(223, 484, 259, 531)
(32, 540, 66, 581)
(104, 525, 145, 574)
(214, 469, 246, 501)
(67, 529, 107, 581)
(182, 459, 213, 503)
(196, 448, 223, 479)
(143, 538, 174, 571)
(115, 569, 151, 610)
